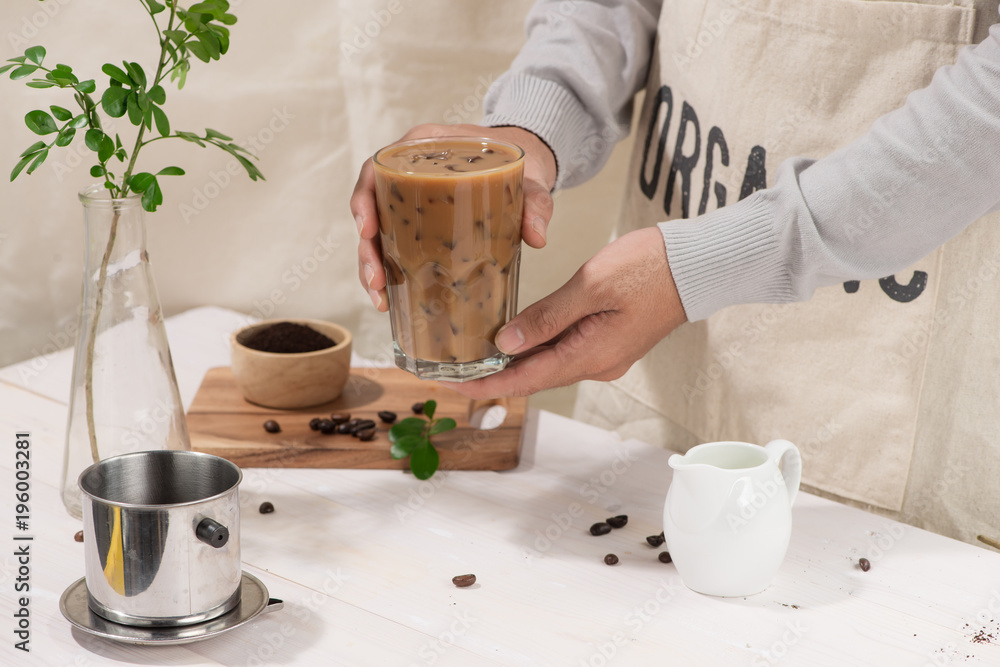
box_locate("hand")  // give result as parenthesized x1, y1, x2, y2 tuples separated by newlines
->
(444, 227, 688, 399)
(351, 123, 557, 311)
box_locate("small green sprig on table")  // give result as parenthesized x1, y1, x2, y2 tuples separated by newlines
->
(389, 400, 457, 480)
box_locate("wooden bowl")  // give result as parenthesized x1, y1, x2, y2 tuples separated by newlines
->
(230, 319, 352, 409)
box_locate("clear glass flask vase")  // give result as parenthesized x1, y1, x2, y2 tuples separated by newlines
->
(61, 184, 191, 518)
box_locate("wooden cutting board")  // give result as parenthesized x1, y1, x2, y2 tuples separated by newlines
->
(186, 366, 526, 470)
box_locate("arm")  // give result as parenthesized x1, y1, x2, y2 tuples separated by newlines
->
(451, 17, 1000, 399)
(483, 0, 661, 190)
(664, 19, 1000, 321)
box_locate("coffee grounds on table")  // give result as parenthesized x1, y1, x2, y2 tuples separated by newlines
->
(241, 322, 336, 353)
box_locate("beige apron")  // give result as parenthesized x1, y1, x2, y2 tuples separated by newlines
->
(576, 0, 1000, 543)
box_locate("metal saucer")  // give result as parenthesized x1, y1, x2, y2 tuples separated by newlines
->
(59, 572, 283, 646)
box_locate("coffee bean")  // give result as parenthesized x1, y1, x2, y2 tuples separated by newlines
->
(412, 402, 425, 414)
(309, 418, 322, 431)
(263, 419, 281, 433)
(357, 427, 377, 441)
(259, 502, 275, 514)
(318, 419, 336, 435)
(859, 557, 871, 572)
(646, 532, 665, 548)
(604, 554, 619, 566)
(74, 530, 84, 543)
(606, 515, 628, 529)
(336, 422, 353, 434)
(330, 413, 350, 425)
(378, 410, 397, 424)
(658, 551, 672, 563)
(452, 574, 476, 588)
(590, 522, 612, 536)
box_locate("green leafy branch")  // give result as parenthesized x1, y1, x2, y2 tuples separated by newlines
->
(389, 400, 457, 480)
(1, 0, 262, 213)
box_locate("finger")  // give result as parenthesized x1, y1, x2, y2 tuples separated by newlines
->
(443, 341, 578, 399)
(350, 157, 380, 241)
(357, 239, 388, 312)
(493, 271, 593, 355)
(520, 177, 553, 249)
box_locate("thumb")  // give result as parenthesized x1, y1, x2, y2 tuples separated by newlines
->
(519, 177, 554, 249)
(494, 276, 588, 355)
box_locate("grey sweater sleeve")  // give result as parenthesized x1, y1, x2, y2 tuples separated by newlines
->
(662, 18, 1000, 320)
(481, 0, 661, 190)
(484, 3, 1000, 322)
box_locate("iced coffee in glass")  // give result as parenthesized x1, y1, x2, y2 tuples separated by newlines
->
(373, 137, 524, 381)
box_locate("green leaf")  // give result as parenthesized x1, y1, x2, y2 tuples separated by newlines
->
(49, 105, 73, 122)
(126, 92, 143, 126)
(24, 81, 55, 89)
(45, 70, 76, 86)
(10, 155, 32, 181)
(53, 63, 73, 73)
(137, 89, 150, 112)
(219, 13, 237, 26)
(90, 165, 106, 178)
(129, 172, 156, 193)
(84, 129, 104, 152)
(24, 110, 57, 135)
(55, 127, 75, 147)
(423, 400, 437, 420)
(235, 154, 264, 181)
(115, 149, 126, 162)
(10, 65, 38, 80)
(390, 434, 425, 460)
(149, 84, 166, 105)
(101, 87, 129, 118)
(25, 149, 48, 175)
(409, 444, 440, 480)
(0, 64, 17, 76)
(389, 418, 427, 442)
(143, 105, 154, 132)
(78, 79, 96, 94)
(6, 56, 26, 64)
(24, 46, 45, 66)
(428, 418, 457, 437)
(164, 29, 187, 46)
(123, 61, 146, 88)
(176, 130, 206, 147)
(101, 63, 131, 85)
(194, 30, 221, 60)
(204, 127, 233, 141)
(69, 114, 89, 129)
(141, 178, 163, 212)
(153, 106, 170, 137)
(157, 166, 185, 176)
(186, 40, 210, 63)
(145, 0, 166, 15)
(19, 141, 46, 158)
(98, 135, 115, 163)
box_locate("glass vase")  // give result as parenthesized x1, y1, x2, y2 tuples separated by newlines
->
(61, 184, 191, 518)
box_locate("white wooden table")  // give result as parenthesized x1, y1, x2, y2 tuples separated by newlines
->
(2, 306, 1000, 666)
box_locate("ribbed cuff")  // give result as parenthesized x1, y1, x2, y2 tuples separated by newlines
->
(659, 192, 794, 322)
(482, 73, 597, 191)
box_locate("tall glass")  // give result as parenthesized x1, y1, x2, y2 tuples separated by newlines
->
(373, 137, 524, 381)
(61, 185, 190, 518)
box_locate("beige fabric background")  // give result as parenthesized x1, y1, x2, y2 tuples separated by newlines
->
(0, 1, 629, 417)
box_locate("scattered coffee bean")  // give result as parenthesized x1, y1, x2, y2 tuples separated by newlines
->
(646, 532, 665, 548)
(590, 522, 612, 536)
(377, 410, 397, 424)
(309, 417, 323, 431)
(354, 419, 376, 431)
(604, 554, 619, 566)
(74, 530, 84, 543)
(859, 557, 871, 572)
(263, 419, 281, 433)
(606, 515, 628, 529)
(259, 502, 275, 514)
(412, 402, 425, 414)
(318, 419, 336, 435)
(658, 551, 672, 564)
(336, 422, 354, 434)
(330, 413, 350, 425)
(356, 427, 377, 441)
(452, 574, 476, 588)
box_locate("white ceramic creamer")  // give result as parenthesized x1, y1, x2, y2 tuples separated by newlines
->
(663, 440, 802, 597)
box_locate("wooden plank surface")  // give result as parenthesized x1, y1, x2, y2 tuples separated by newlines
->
(186, 366, 525, 470)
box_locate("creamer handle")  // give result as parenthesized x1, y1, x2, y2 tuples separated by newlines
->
(764, 439, 801, 507)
